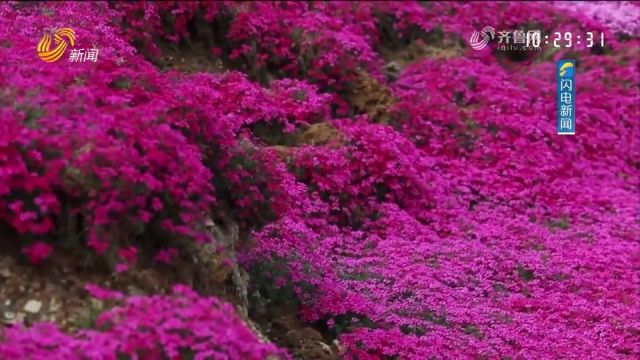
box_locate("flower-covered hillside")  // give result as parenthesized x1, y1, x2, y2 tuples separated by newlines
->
(0, 1, 638, 359)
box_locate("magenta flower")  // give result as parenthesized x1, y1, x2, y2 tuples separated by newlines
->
(21, 242, 52, 265)
(117, 246, 138, 264)
(84, 284, 124, 301)
(153, 248, 179, 265)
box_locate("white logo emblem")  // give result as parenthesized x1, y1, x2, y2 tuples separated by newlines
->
(469, 26, 496, 50)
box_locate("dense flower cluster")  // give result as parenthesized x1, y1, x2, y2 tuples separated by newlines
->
(0, 1, 638, 359)
(555, 1, 640, 36)
(292, 118, 435, 224)
(242, 2, 640, 359)
(0, 1, 331, 262)
(1, 2, 215, 254)
(0, 285, 289, 359)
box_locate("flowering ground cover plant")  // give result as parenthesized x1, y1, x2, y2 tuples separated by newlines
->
(0, 285, 288, 359)
(0, 1, 638, 359)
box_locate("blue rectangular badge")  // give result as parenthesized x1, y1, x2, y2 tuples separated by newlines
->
(557, 60, 575, 135)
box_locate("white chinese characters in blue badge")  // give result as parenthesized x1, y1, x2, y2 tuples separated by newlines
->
(557, 60, 575, 135)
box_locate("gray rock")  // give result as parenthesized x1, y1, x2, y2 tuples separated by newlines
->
(24, 300, 43, 314)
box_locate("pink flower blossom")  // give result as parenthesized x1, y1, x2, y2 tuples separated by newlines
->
(115, 263, 130, 273)
(117, 246, 138, 264)
(153, 248, 179, 264)
(21, 242, 52, 265)
(84, 284, 124, 301)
